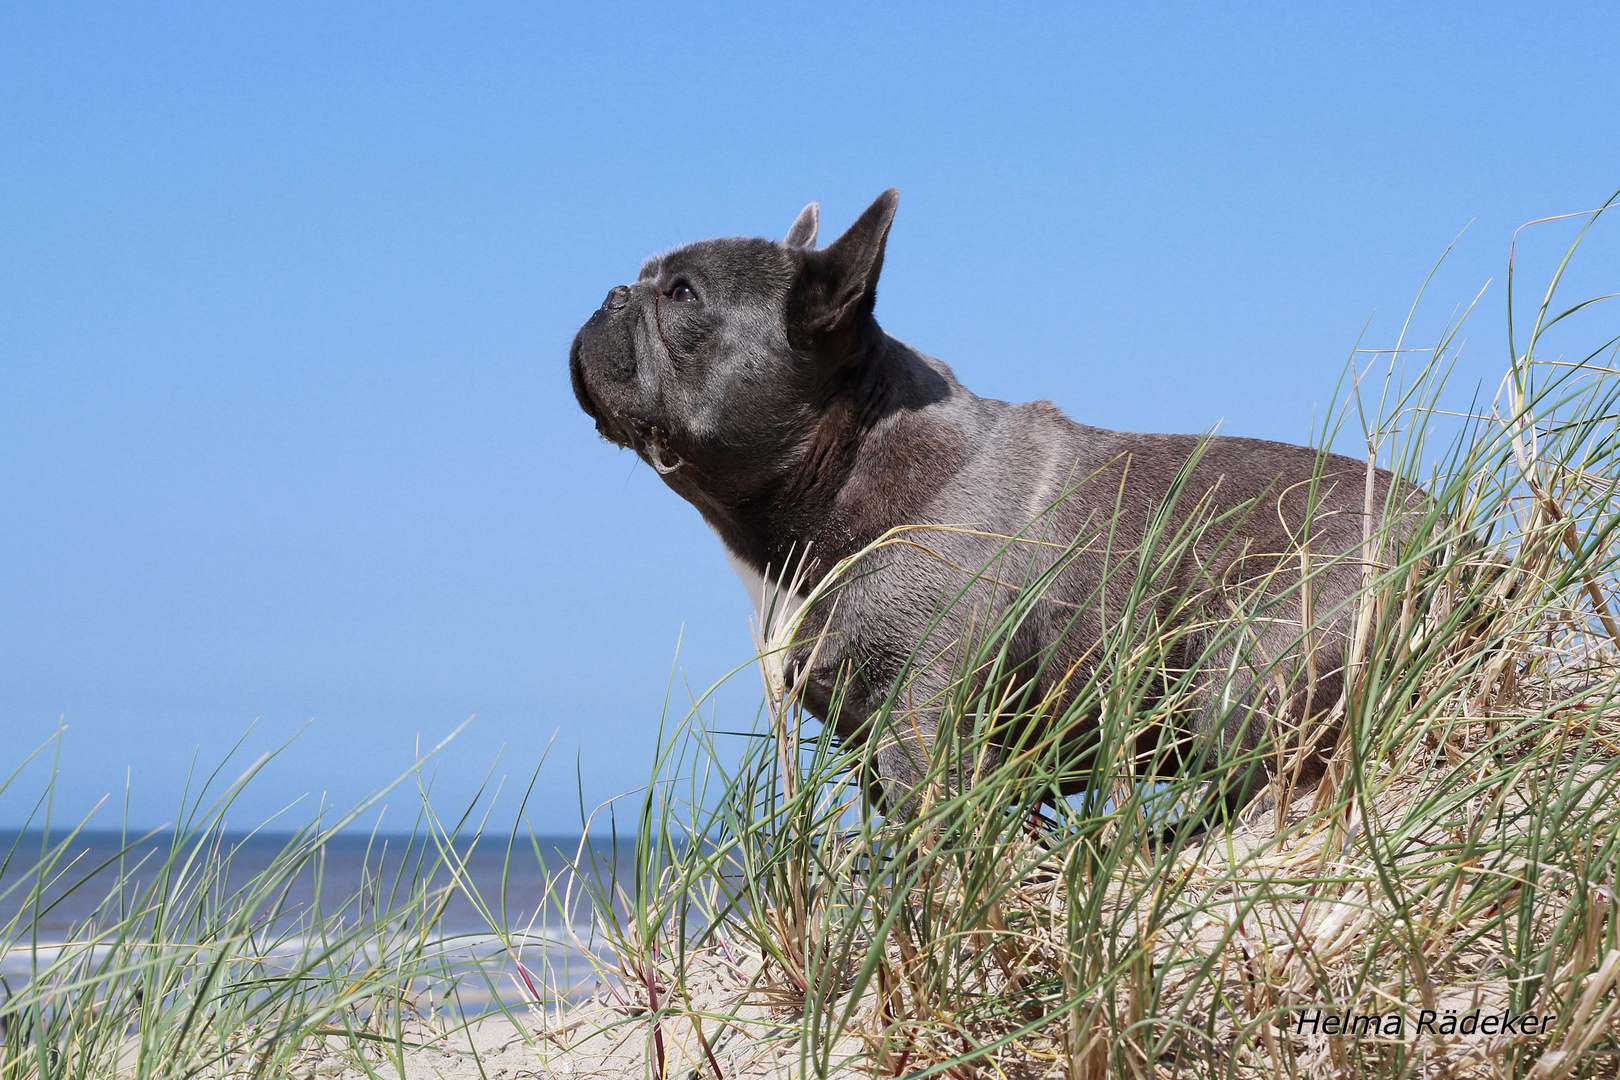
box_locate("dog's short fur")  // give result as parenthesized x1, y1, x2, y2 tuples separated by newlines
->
(571, 191, 1410, 811)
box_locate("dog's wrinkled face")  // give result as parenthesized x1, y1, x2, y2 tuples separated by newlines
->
(570, 194, 897, 510)
(569, 237, 800, 491)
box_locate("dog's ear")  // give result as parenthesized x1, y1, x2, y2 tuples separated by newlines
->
(784, 202, 819, 248)
(790, 189, 898, 337)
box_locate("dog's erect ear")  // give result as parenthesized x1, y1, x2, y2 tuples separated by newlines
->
(791, 189, 898, 336)
(784, 202, 819, 248)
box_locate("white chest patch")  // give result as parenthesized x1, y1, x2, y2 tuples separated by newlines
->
(720, 539, 807, 642)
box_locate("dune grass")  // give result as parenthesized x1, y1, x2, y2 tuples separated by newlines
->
(0, 727, 614, 1079)
(4, 197, 1620, 1079)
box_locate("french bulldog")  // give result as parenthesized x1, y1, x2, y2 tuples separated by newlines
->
(570, 191, 1412, 813)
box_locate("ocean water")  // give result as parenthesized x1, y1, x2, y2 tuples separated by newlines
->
(0, 829, 646, 1014)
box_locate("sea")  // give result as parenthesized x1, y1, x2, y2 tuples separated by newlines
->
(0, 828, 645, 1015)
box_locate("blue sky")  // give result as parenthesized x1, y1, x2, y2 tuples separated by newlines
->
(4, 3, 1618, 834)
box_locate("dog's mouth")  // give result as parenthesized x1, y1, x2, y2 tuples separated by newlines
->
(569, 337, 632, 448)
(570, 319, 688, 475)
(625, 422, 687, 475)
(569, 342, 685, 473)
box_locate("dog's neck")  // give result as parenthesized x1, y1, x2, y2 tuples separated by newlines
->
(702, 326, 991, 594)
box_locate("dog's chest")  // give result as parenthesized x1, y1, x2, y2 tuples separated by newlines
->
(717, 536, 808, 641)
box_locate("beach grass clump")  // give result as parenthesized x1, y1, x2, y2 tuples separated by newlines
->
(559, 198, 1620, 1080)
(0, 734, 602, 1079)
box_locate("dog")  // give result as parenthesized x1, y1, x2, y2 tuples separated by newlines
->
(570, 190, 1414, 815)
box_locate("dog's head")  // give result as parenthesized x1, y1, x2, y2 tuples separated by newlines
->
(569, 190, 899, 508)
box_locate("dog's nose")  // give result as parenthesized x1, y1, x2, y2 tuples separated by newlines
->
(602, 285, 632, 311)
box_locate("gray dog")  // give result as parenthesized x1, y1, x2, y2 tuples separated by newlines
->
(571, 191, 1409, 814)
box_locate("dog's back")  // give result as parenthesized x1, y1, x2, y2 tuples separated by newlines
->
(790, 335, 1414, 806)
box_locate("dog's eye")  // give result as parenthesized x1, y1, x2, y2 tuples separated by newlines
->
(669, 282, 697, 303)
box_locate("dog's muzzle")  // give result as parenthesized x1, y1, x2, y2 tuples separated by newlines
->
(570, 284, 644, 449)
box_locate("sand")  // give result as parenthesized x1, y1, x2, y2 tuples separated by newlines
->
(300, 950, 860, 1080)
